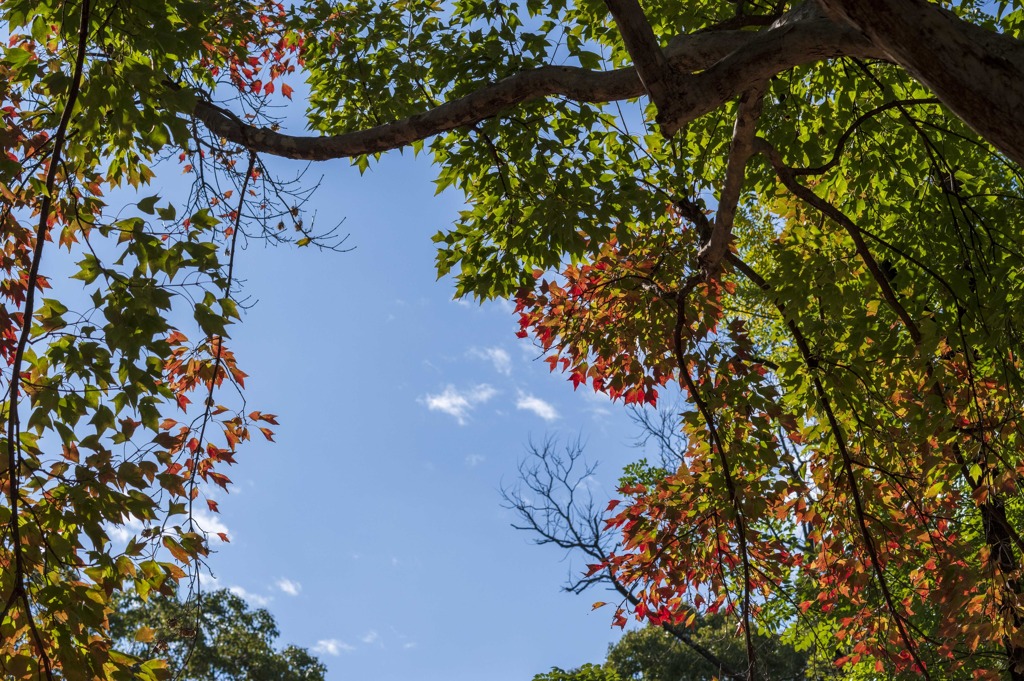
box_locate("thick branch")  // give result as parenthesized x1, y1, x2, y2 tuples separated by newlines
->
(817, 0, 1024, 166)
(699, 84, 765, 278)
(657, 4, 882, 134)
(603, 0, 670, 98)
(192, 9, 879, 160)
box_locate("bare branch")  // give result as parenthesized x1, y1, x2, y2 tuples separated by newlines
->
(627, 403, 687, 470)
(502, 437, 745, 680)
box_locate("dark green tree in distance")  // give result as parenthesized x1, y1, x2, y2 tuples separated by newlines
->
(108, 589, 326, 681)
(533, 623, 806, 681)
(606, 621, 807, 681)
(534, 662, 623, 681)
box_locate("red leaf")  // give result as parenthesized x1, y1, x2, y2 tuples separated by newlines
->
(208, 471, 231, 489)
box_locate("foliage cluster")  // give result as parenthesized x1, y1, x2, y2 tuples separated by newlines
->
(534, 622, 805, 681)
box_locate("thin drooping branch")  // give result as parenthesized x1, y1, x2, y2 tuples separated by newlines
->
(793, 97, 940, 177)
(812, 365, 932, 679)
(727, 254, 930, 678)
(192, 6, 879, 160)
(699, 83, 766, 278)
(817, 0, 1024, 166)
(3, 1, 92, 678)
(755, 138, 922, 344)
(175, 152, 257, 681)
(758, 135, 1024, 676)
(671, 294, 759, 681)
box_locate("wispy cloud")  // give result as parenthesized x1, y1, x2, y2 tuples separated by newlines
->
(107, 517, 144, 544)
(361, 630, 379, 644)
(314, 639, 355, 656)
(229, 585, 271, 607)
(515, 392, 559, 421)
(465, 453, 485, 467)
(192, 509, 230, 542)
(421, 384, 497, 425)
(403, 642, 417, 650)
(276, 578, 301, 596)
(469, 347, 512, 375)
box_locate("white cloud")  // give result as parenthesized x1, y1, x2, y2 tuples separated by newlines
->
(465, 453, 485, 467)
(515, 392, 559, 421)
(314, 639, 355, 656)
(192, 509, 230, 542)
(469, 347, 512, 375)
(489, 298, 516, 314)
(107, 517, 144, 543)
(361, 630, 379, 644)
(421, 384, 497, 425)
(403, 642, 417, 650)
(229, 585, 271, 607)
(276, 578, 301, 596)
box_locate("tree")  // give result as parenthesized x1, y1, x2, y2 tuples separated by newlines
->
(606, 623, 806, 681)
(532, 623, 806, 681)
(3, 0, 1024, 678)
(534, 662, 622, 681)
(108, 588, 326, 681)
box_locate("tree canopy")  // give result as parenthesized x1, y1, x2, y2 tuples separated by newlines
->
(108, 588, 326, 681)
(533, 623, 805, 681)
(2, 0, 1024, 679)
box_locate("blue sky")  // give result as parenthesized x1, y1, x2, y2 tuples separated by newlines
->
(15, 65, 670, 680)
(174, 135, 661, 680)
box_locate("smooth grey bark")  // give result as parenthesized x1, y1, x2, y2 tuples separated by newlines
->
(192, 5, 879, 160)
(193, 0, 1023, 165)
(817, 0, 1024, 167)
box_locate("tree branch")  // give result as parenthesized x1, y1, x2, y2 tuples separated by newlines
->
(816, 0, 1024, 166)
(727, 254, 930, 678)
(755, 138, 922, 344)
(502, 438, 745, 680)
(603, 0, 669, 96)
(191, 6, 880, 160)
(699, 83, 766, 278)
